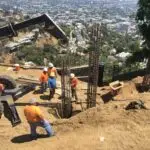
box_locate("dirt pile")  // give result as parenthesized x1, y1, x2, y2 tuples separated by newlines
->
(54, 103, 150, 132)
(52, 103, 150, 150)
(1, 101, 150, 150)
(132, 76, 143, 84)
(113, 81, 140, 101)
(0, 67, 150, 150)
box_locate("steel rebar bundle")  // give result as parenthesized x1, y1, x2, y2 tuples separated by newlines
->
(61, 55, 72, 118)
(87, 24, 102, 108)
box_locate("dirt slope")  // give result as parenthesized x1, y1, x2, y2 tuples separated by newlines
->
(1, 101, 150, 150)
(0, 66, 150, 150)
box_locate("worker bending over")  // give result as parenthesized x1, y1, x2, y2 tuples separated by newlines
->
(70, 73, 78, 102)
(39, 68, 48, 93)
(48, 63, 57, 100)
(24, 98, 54, 140)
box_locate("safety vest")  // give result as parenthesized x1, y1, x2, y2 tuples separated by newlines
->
(39, 72, 48, 83)
(15, 66, 20, 71)
(48, 67, 57, 77)
(71, 77, 78, 88)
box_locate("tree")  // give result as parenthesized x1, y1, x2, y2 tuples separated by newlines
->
(60, 25, 71, 37)
(136, 0, 150, 75)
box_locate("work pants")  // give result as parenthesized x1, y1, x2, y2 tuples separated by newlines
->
(48, 77, 56, 100)
(41, 82, 47, 93)
(49, 88, 55, 100)
(71, 88, 78, 101)
(29, 120, 54, 138)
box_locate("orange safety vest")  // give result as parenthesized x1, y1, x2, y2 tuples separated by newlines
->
(15, 66, 20, 71)
(71, 77, 78, 88)
(48, 67, 57, 77)
(39, 72, 48, 83)
(24, 105, 44, 123)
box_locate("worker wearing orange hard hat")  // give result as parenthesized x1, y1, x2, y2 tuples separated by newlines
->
(39, 67, 48, 93)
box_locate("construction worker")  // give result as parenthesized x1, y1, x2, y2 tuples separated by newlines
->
(48, 63, 57, 99)
(39, 67, 48, 93)
(24, 98, 54, 140)
(70, 73, 78, 102)
(0, 83, 4, 96)
(48, 63, 57, 78)
(48, 72, 56, 100)
(14, 64, 20, 72)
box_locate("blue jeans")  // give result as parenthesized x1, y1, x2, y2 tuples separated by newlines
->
(48, 78, 56, 89)
(29, 120, 54, 137)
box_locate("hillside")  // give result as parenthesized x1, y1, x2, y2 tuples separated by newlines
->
(0, 66, 150, 150)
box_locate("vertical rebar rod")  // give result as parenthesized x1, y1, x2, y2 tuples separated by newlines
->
(61, 52, 72, 118)
(87, 24, 101, 108)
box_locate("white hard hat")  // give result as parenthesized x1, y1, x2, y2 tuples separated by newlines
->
(70, 73, 75, 78)
(48, 63, 54, 68)
(15, 64, 19, 66)
(43, 67, 48, 72)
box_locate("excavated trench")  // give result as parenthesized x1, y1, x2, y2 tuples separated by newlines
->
(47, 99, 84, 119)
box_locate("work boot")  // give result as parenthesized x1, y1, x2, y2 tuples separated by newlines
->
(49, 90, 53, 100)
(46, 131, 55, 137)
(50, 89, 55, 98)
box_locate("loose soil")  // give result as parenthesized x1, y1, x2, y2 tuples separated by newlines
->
(0, 66, 150, 150)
